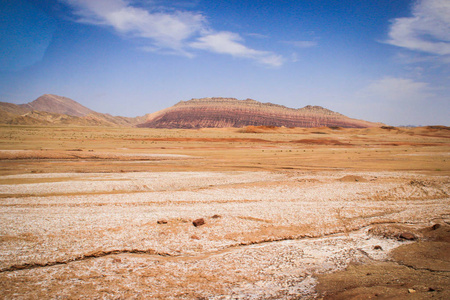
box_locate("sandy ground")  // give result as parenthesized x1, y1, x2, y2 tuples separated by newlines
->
(0, 126, 449, 299)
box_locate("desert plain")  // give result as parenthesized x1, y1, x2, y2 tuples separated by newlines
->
(0, 125, 449, 299)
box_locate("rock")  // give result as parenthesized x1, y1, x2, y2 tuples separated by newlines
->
(212, 214, 221, 219)
(431, 224, 441, 230)
(399, 232, 416, 240)
(191, 235, 200, 240)
(408, 288, 416, 293)
(373, 245, 383, 250)
(193, 218, 205, 227)
(157, 219, 168, 224)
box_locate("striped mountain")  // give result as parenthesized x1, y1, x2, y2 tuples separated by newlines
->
(138, 97, 381, 128)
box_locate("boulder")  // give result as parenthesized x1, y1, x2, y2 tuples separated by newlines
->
(193, 218, 205, 227)
(399, 232, 416, 240)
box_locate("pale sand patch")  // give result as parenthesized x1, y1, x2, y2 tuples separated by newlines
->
(0, 171, 286, 194)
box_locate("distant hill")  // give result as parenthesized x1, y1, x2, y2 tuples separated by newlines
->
(0, 101, 30, 115)
(138, 97, 382, 128)
(0, 95, 383, 128)
(18, 94, 95, 117)
(0, 94, 147, 127)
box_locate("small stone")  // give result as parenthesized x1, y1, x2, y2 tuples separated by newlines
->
(212, 214, 221, 219)
(191, 235, 200, 240)
(408, 288, 416, 293)
(399, 232, 416, 240)
(431, 224, 441, 230)
(428, 287, 435, 292)
(157, 219, 168, 224)
(193, 218, 205, 227)
(373, 245, 383, 250)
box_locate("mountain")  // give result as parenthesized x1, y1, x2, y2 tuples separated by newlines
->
(18, 94, 96, 117)
(138, 97, 381, 128)
(0, 95, 147, 127)
(0, 101, 31, 115)
(0, 95, 382, 128)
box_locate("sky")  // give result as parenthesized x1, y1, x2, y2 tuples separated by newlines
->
(0, 0, 449, 126)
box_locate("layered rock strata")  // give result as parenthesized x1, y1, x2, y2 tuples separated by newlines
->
(139, 97, 380, 128)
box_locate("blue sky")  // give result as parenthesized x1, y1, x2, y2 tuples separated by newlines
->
(0, 0, 449, 125)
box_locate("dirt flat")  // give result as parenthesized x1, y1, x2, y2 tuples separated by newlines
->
(0, 125, 449, 299)
(316, 224, 450, 299)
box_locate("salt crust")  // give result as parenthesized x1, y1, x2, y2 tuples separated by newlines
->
(0, 171, 448, 299)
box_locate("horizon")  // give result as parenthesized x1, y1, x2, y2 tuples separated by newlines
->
(7, 93, 438, 127)
(1, 0, 449, 126)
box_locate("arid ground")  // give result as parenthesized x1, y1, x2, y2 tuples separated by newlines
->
(0, 125, 449, 299)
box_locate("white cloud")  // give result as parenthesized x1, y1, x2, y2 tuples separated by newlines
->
(283, 40, 318, 48)
(358, 77, 433, 102)
(386, 0, 450, 57)
(61, 0, 284, 66)
(62, 0, 205, 52)
(350, 77, 443, 125)
(190, 31, 284, 67)
(245, 33, 269, 39)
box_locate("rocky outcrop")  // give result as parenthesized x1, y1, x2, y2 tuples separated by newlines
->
(138, 97, 381, 128)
